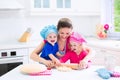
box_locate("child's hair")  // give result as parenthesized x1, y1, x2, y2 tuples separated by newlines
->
(40, 25, 58, 39)
(57, 18, 73, 31)
(69, 32, 86, 44)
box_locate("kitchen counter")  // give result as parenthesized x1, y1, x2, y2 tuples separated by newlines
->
(1, 65, 120, 80)
(0, 40, 41, 50)
(86, 38, 120, 52)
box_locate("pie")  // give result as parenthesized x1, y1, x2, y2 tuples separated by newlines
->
(20, 64, 47, 74)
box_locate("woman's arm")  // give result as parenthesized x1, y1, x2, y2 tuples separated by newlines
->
(78, 45, 95, 69)
(30, 41, 55, 67)
(30, 41, 46, 63)
(82, 45, 95, 61)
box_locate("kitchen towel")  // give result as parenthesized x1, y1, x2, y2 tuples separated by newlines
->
(29, 70, 52, 76)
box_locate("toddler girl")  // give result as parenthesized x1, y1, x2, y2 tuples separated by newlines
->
(40, 25, 61, 67)
(60, 32, 92, 70)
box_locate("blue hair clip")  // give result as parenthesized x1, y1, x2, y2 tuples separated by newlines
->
(40, 25, 57, 39)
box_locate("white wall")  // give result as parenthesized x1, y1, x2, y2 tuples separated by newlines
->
(0, 0, 100, 42)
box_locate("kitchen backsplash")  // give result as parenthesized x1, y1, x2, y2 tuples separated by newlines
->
(0, 16, 100, 42)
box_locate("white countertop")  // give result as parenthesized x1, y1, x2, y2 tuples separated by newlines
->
(0, 40, 41, 50)
(1, 65, 120, 80)
(86, 38, 120, 52)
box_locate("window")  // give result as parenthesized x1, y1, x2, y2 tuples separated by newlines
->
(113, 0, 120, 32)
(101, 0, 120, 39)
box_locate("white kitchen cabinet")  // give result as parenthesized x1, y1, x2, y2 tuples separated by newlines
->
(0, 0, 24, 10)
(90, 46, 120, 66)
(31, 0, 100, 16)
(76, 0, 100, 15)
(90, 47, 105, 65)
(86, 38, 120, 66)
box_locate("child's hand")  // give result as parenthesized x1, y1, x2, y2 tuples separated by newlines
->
(56, 52, 64, 58)
(49, 54, 61, 66)
(78, 60, 87, 69)
(53, 59, 61, 66)
(43, 60, 54, 68)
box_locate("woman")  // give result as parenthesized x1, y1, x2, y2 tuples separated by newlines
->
(30, 18, 92, 68)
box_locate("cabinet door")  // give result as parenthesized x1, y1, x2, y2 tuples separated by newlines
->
(31, 0, 74, 15)
(77, 0, 100, 15)
(31, 0, 100, 15)
(91, 47, 120, 66)
(105, 50, 120, 66)
(91, 47, 106, 65)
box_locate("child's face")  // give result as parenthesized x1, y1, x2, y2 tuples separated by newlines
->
(46, 33, 57, 45)
(70, 41, 82, 53)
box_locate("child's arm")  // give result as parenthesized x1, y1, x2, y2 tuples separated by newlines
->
(82, 45, 95, 62)
(56, 52, 64, 58)
(49, 54, 61, 66)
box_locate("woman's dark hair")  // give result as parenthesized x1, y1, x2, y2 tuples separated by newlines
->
(57, 18, 73, 31)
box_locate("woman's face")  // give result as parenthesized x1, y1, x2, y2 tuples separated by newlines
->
(58, 27, 72, 41)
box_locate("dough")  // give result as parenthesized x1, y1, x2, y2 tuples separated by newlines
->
(20, 64, 47, 74)
(56, 66, 72, 72)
